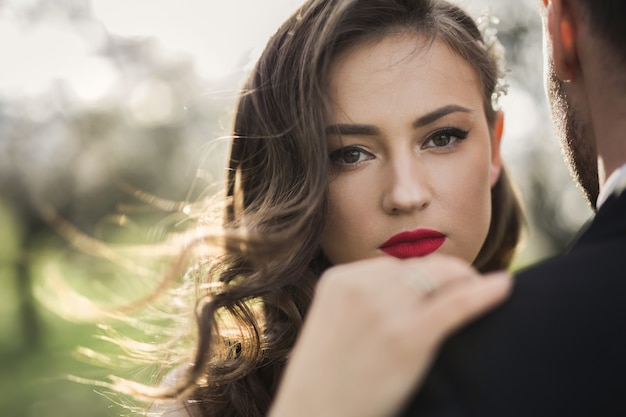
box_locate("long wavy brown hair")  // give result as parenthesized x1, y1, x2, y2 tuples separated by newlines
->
(112, 0, 524, 416)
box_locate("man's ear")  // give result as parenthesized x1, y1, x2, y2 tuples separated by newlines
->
(490, 111, 504, 187)
(546, 0, 578, 81)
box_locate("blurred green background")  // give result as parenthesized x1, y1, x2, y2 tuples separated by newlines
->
(0, 0, 592, 416)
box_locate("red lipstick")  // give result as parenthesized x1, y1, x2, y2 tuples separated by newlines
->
(379, 229, 446, 259)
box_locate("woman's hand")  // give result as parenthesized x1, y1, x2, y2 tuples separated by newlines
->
(269, 254, 512, 417)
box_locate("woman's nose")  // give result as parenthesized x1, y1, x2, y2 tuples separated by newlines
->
(381, 157, 431, 214)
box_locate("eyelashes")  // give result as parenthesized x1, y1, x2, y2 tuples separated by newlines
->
(328, 127, 470, 168)
(423, 127, 469, 150)
(328, 146, 374, 167)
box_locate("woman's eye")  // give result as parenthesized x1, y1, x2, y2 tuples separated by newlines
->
(329, 147, 373, 166)
(424, 128, 469, 149)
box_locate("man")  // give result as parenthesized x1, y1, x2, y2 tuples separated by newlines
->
(402, 0, 626, 415)
(270, 0, 626, 416)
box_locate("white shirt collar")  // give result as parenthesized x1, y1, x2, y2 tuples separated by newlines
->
(596, 162, 626, 208)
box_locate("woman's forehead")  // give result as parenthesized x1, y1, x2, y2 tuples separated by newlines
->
(326, 34, 483, 121)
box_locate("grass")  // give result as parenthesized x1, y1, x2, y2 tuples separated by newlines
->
(0, 203, 144, 417)
(0, 304, 129, 417)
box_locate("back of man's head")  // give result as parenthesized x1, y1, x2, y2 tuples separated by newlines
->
(576, 0, 626, 63)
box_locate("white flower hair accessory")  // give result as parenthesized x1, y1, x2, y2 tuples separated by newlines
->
(477, 15, 509, 109)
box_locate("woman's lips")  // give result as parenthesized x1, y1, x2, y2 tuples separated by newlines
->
(379, 229, 446, 259)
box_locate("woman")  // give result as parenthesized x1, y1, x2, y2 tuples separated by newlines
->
(121, 0, 523, 416)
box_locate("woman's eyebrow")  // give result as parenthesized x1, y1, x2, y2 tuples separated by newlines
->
(325, 104, 472, 136)
(413, 104, 472, 128)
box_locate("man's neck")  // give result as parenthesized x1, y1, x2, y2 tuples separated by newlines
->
(582, 54, 626, 193)
(597, 163, 626, 208)
(590, 89, 626, 190)
(575, 23, 626, 194)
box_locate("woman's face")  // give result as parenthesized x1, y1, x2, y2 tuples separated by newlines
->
(321, 34, 502, 265)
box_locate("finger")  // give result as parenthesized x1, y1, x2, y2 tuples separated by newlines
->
(418, 272, 513, 342)
(401, 255, 481, 295)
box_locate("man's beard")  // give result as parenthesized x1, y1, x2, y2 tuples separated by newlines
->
(546, 61, 599, 209)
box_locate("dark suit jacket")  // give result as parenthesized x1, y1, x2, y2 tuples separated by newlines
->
(403, 189, 626, 417)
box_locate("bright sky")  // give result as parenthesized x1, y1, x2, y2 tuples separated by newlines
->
(91, 0, 305, 78)
(0, 0, 305, 100)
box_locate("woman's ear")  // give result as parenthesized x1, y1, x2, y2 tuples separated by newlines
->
(490, 110, 504, 187)
(546, 0, 578, 82)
